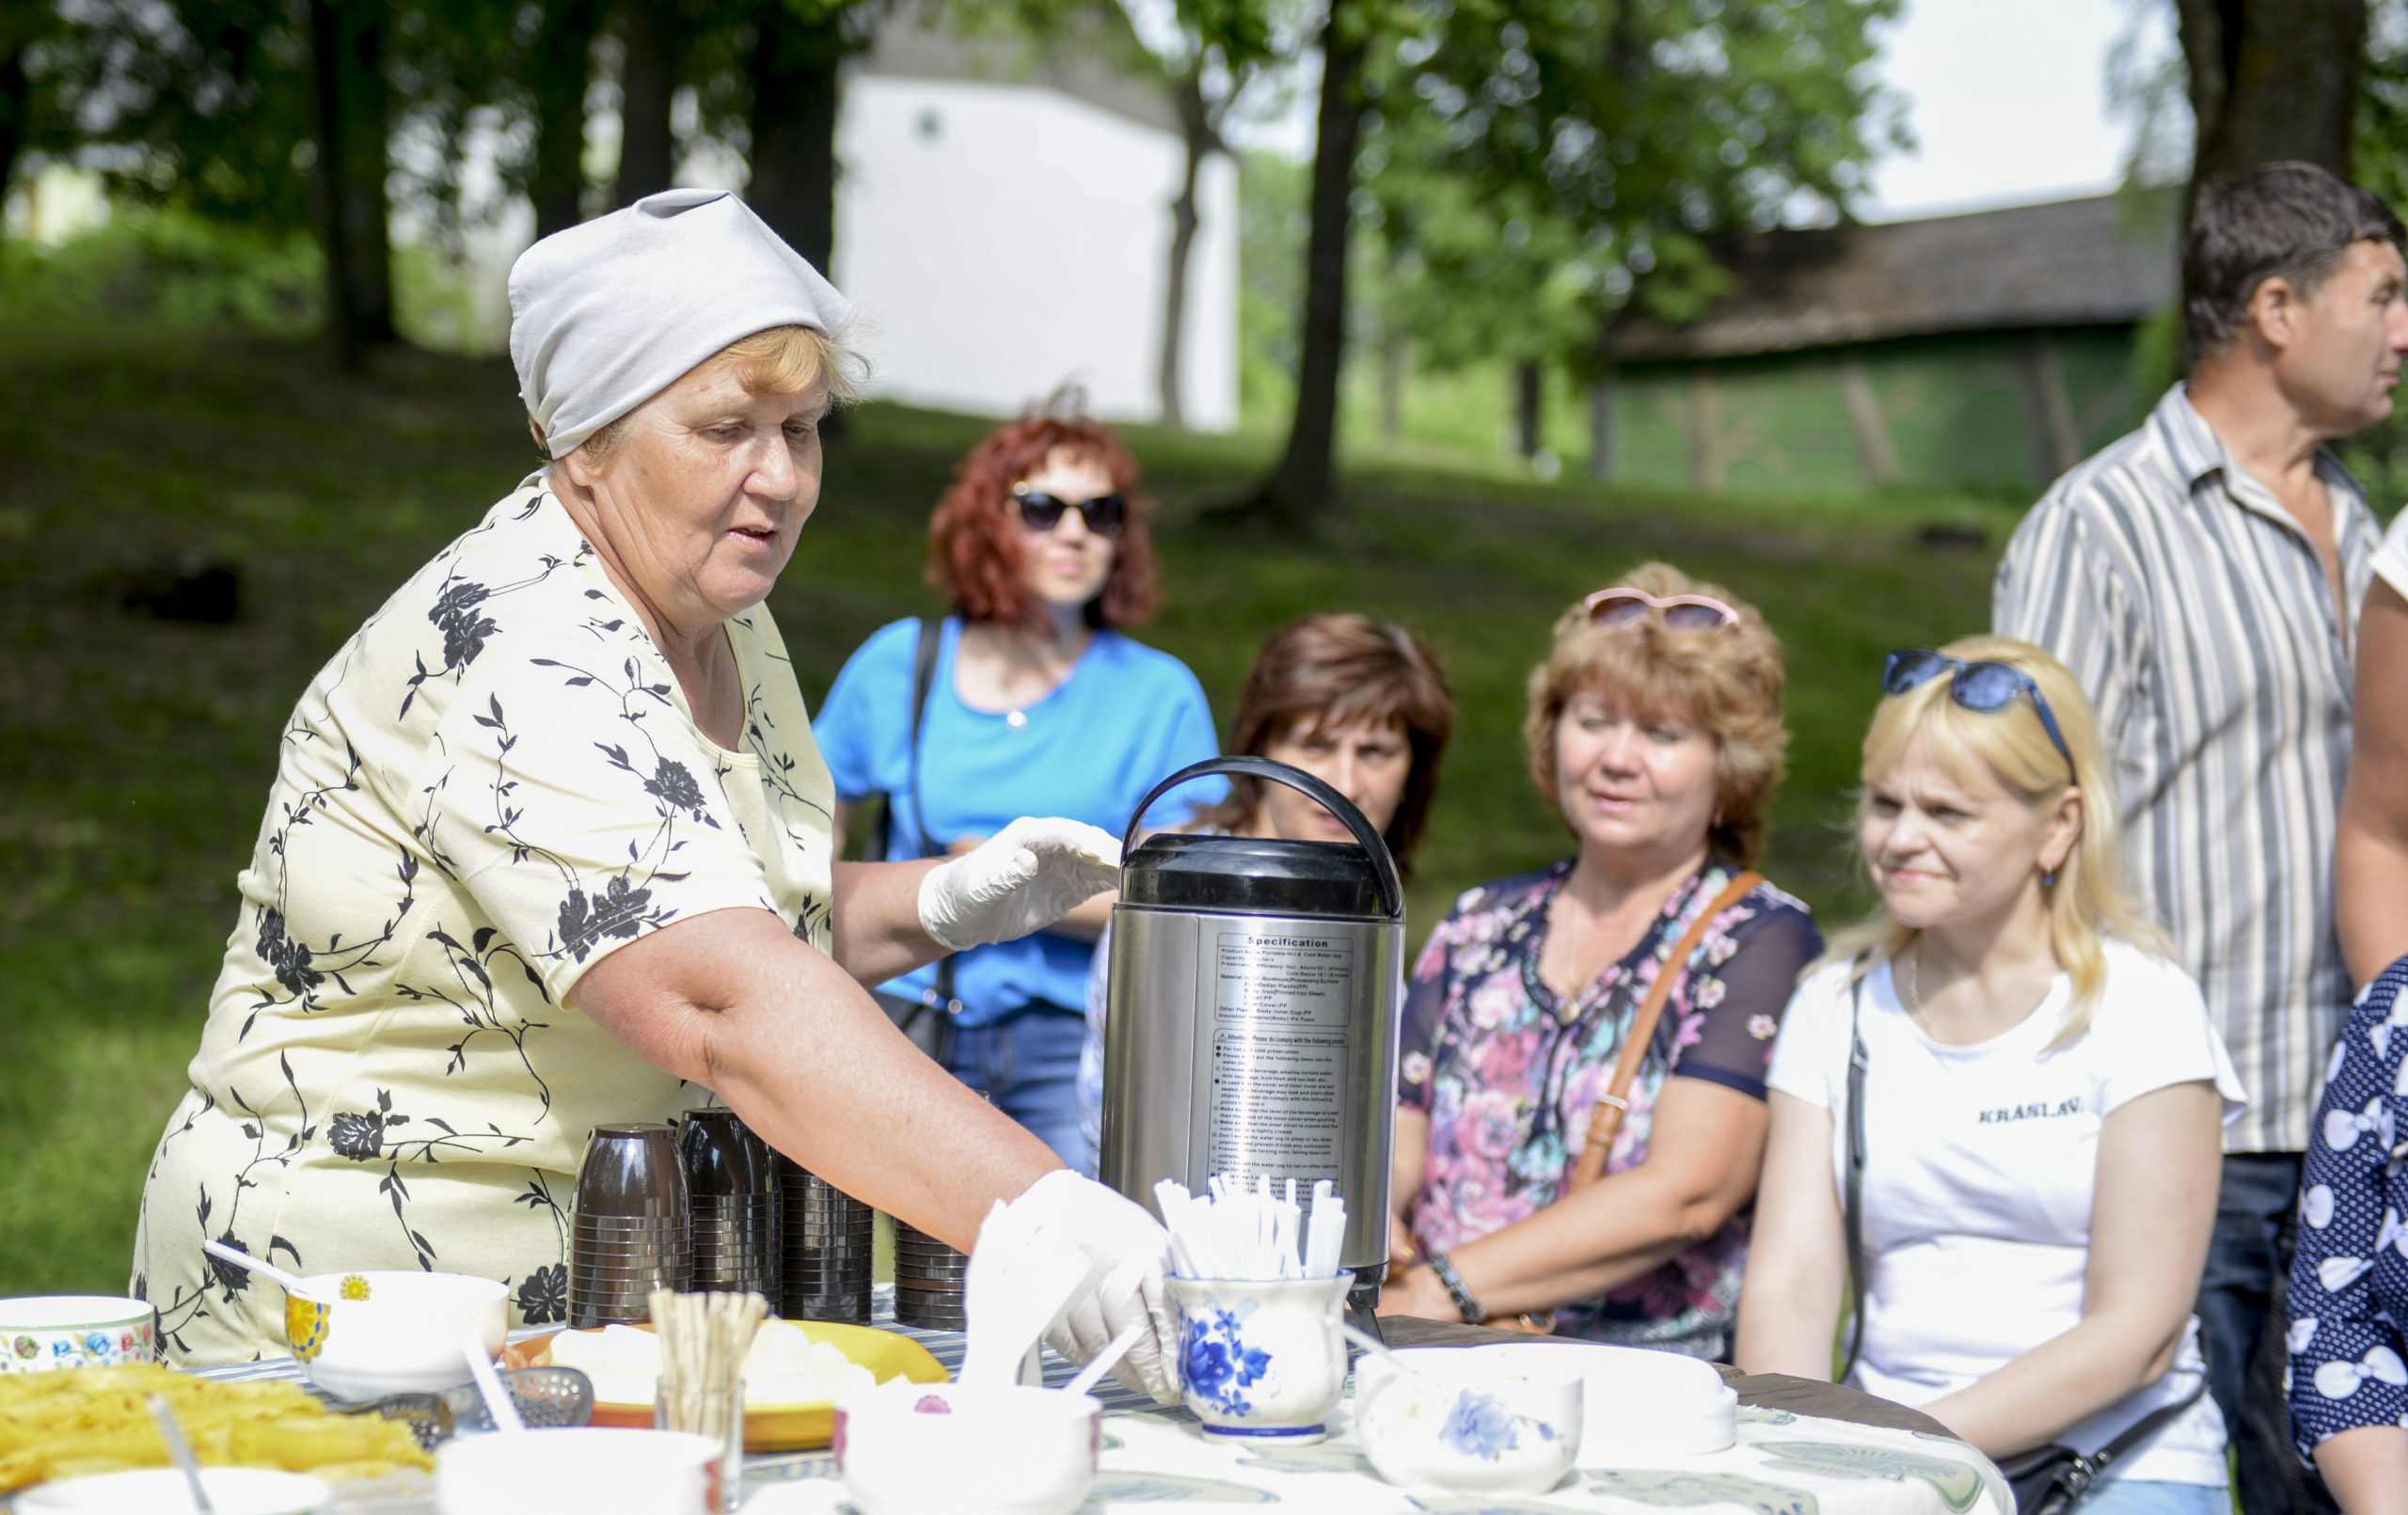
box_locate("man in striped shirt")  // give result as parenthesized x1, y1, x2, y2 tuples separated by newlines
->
(1995, 163, 2408, 1512)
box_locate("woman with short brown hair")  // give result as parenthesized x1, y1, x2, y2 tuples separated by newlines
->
(1077, 612, 1457, 1169)
(1382, 562, 1818, 1358)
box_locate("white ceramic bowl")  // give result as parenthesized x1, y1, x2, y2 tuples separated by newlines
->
(835, 1381, 1100, 1515)
(1446, 1341, 1738, 1459)
(17, 1467, 331, 1514)
(435, 1427, 721, 1515)
(281, 1270, 508, 1401)
(1355, 1349, 1583, 1495)
(0, 1296, 156, 1374)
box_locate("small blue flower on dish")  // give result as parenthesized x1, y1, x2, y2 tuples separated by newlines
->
(1441, 1389, 1550, 1460)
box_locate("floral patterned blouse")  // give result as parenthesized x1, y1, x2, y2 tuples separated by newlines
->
(1398, 859, 1819, 1357)
(132, 480, 836, 1365)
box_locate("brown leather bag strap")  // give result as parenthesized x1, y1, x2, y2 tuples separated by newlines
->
(1565, 869, 1765, 1191)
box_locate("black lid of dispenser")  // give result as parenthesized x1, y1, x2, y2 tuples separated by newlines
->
(1117, 757, 1406, 923)
(1118, 831, 1390, 919)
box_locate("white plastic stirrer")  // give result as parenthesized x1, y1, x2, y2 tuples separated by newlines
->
(1059, 1323, 1147, 1399)
(146, 1393, 215, 1514)
(1157, 1173, 1348, 1281)
(461, 1334, 527, 1434)
(200, 1238, 321, 1301)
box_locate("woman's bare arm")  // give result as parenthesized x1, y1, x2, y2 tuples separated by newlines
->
(2338, 580, 2408, 988)
(571, 905, 1061, 1247)
(1919, 1081, 2223, 1457)
(1735, 1091, 1848, 1380)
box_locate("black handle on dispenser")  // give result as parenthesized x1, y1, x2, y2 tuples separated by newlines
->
(1121, 755, 1405, 922)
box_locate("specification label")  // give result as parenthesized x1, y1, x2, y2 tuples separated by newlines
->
(1212, 932, 1354, 1028)
(1208, 1028, 1348, 1178)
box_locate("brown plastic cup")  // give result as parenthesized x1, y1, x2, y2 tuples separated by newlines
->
(575, 1124, 690, 1220)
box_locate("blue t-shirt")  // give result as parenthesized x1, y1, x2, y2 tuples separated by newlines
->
(814, 615, 1221, 1027)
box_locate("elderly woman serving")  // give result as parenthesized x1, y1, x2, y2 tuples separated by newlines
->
(130, 190, 1173, 1395)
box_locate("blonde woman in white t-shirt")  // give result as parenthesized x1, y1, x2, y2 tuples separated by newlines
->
(1738, 636, 2243, 1515)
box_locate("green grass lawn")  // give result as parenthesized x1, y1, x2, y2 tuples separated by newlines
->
(0, 324, 2018, 1297)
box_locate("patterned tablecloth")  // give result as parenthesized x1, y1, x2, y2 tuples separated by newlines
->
(185, 1289, 2013, 1515)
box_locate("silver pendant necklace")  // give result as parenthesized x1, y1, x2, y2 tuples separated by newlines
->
(1899, 945, 1945, 1043)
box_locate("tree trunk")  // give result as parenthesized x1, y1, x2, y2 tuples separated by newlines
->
(1513, 361, 1542, 457)
(0, 36, 26, 217)
(747, 0, 844, 272)
(309, 0, 395, 369)
(1251, 4, 1366, 527)
(616, 0, 680, 204)
(531, 0, 605, 238)
(1587, 367, 1615, 482)
(2173, 0, 2365, 371)
(1380, 329, 1405, 440)
(1157, 70, 1214, 431)
(2176, 0, 2364, 195)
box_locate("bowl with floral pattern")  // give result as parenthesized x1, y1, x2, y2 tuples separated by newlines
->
(1354, 1347, 1583, 1494)
(0, 1297, 157, 1375)
(1164, 1274, 1351, 1444)
(282, 1270, 509, 1401)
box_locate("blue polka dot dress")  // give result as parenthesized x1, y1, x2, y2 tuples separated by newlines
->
(2288, 955, 2408, 1462)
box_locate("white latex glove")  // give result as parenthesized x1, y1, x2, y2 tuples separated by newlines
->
(1001, 1169, 1180, 1405)
(916, 816, 1121, 954)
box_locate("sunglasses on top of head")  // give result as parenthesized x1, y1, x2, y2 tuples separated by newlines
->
(1580, 586, 1740, 632)
(1009, 483, 1127, 539)
(1880, 649, 2078, 787)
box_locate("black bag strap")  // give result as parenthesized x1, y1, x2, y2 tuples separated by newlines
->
(2067, 1373, 2207, 1487)
(1839, 955, 1871, 1382)
(1838, 950, 2202, 1499)
(881, 616, 954, 1010)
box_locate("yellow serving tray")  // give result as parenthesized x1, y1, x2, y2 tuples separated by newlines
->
(503, 1318, 948, 1452)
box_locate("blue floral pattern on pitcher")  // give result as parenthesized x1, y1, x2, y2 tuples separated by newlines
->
(1180, 1308, 1272, 1414)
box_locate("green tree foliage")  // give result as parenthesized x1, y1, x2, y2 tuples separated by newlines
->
(1364, 0, 1902, 385)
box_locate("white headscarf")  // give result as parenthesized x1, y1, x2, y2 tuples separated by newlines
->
(508, 189, 854, 458)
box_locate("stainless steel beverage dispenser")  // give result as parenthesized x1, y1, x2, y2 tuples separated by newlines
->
(1099, 756, 1404, 1324)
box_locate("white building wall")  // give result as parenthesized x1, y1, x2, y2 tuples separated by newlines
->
(834, 76, 1239, 433)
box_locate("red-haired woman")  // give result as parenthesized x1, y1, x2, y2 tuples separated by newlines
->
(815, 413, 1217, 1170)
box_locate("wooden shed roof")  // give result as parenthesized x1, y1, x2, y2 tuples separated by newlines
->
(1605, 192, 2178, 363)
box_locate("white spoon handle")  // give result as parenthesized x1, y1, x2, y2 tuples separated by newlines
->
(462, 1335, 526, 1434)
(147, 1393, 216, 1514)
(1060, 1323, 1147, 1399)
(200, 1239, 313, 1299)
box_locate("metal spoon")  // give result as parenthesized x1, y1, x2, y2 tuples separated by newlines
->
(145, 1393, 215, 1514)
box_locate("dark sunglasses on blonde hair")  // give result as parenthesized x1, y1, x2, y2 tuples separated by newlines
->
(1010, 483, 1126, 539)
(1582, 586, 1739, 632)
(1881, 649, 2078, 787)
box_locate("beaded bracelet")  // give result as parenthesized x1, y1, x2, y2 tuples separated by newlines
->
(1424, 1251, 1486, 1325)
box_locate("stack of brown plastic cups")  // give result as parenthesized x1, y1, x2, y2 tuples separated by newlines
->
(773, 1153, 872, 1324)
(569, 1122, 691, 1328)
(680, 1109, 778, 1302)
(890, 1215, 968, 1331)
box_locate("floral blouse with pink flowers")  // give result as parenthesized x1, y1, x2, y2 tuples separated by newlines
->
(1398, 859, 1819, 1358)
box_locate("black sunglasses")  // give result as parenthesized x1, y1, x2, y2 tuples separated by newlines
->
(1881, 649, 2078, 787)
(1010, 484, 1127, 538)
